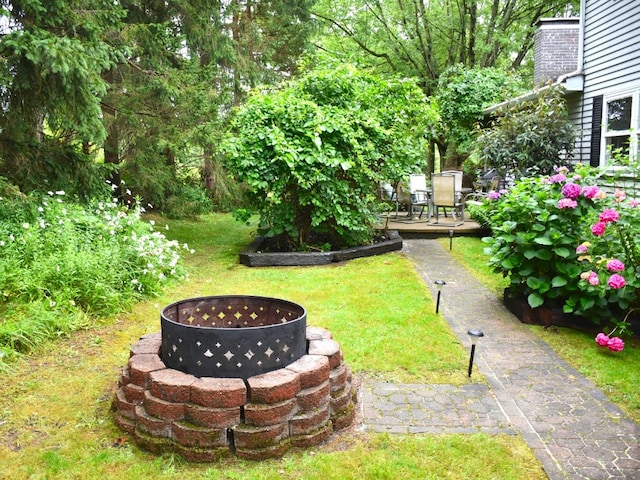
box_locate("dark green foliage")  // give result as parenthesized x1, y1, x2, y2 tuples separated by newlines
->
(222, 66, 437, 249)
(477, 87, 579, 178)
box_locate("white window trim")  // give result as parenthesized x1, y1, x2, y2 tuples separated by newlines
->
(600, 89, 640, 167)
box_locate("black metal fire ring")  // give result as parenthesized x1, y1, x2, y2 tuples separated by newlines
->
(160, 295, 307, 379)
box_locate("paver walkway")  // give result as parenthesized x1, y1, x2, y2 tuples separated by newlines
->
(360, 239, 640, 480)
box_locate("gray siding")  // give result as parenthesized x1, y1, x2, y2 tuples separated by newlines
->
(577, 0, 640, 165)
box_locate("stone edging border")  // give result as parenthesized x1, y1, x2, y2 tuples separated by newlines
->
(239, 230, 402, 267)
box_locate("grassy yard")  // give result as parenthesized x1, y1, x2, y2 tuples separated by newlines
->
(0, 214, 549, 479)
(440, 236, 640, 424)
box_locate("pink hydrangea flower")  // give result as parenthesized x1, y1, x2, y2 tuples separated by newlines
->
(591, 222, 606, 236)
(580, 271, 599, 285)
(582, 185, 600, 199)
(606, 259, 625, 272)
(555, 166, 569, 174)
(561, 183, 582, 199)
(576, 242, 589, 254)
(607, 337, 625, 352)
(613, 189, 626, 203)
(594, 190, 607, 199)
(628, 199, 639, 207)
(607, 274, 626, 289)
(599, 208, 620, 223)
(558, 198, 578, 209)
(488, 191, 501, 200)
(548, 173, 567, 184)
(595, 333, 610, 346)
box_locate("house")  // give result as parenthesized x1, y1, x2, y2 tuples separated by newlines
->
(488, 0, 640, 169)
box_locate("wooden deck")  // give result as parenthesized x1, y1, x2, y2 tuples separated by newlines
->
(376, 214, 488, 238)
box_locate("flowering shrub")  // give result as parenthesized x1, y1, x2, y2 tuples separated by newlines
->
(0, 190, 192, 365)
(481, 164, 638, 336)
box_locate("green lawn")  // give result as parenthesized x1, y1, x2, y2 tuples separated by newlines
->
(0, 215, 549, 479)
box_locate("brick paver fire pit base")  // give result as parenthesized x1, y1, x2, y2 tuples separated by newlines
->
(113, 326, 357, 461)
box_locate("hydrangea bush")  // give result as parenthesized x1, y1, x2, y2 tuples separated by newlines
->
(481, 164, 638, 342)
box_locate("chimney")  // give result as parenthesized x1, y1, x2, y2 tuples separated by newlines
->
(534, 18, 580, 86)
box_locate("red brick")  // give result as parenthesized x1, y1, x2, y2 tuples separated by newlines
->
(128, 354, 166, 387)
(114, 412, 135, 434)
(135, 405, 172, 438)
(143, 390, 185, 421)
(172, 421, 227, 448)
(114, 387, 136, 419)
(290, 423, 332, 448)
(118, 366, 131, 387)
(244, 398, 297, 427)
(306, 326, 333, 341)
(130, 333, 162, 357)
(296, 380, 330, 412)
(133, 429, 172, 454)
(286, 355, 330, 389)
(190, 377, 247, 408)
(149, 369, 195, 403)
(330, 385, 352, 415)
(123, 383, 145, 404)
(247, 369, 300, 404)
(329, 363, 348, 392)
(233, 422, 289, 449)
(332, 402, 356, 431)
(174, 444, 231, 463)
(289, 403, 330, 436)
(235, 440, 291, 461)
(184, 403, 240, 428)
(308, 339, 342, 368)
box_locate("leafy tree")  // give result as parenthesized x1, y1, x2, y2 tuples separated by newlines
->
(222, 66, 437, 249)
(477, 86, 578, 178)
(434, 65, 525, 170)
(311, 0, 579, 169)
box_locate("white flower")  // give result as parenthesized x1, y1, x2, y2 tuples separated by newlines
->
(22, 222, 30, 229)
(56, 190, 65, 196)
(38, 206, 44, 212)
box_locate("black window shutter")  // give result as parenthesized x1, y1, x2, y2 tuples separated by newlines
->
(590, 95, 603, 167)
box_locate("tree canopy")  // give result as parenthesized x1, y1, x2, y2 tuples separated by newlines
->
(311, 0, 579, 168)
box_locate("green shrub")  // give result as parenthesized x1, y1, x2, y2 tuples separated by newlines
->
(221, 66, 437, 250)
(0, 190, 191, 364)
(477, 86, 578, 178)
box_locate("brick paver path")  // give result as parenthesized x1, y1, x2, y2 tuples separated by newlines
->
(361, 239, 640, 480)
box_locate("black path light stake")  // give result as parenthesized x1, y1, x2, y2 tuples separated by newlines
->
(434, 280, 446, 314)
(467, 329, 484, 377)
(449, 229, 454, 250)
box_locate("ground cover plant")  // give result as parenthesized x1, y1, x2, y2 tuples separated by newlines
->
(0, 188, 190, 369)
(0, 213, 546, 479)
(441, 236, 640, 423)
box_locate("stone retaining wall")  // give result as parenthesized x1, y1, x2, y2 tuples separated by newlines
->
(113, 326, 357, 461)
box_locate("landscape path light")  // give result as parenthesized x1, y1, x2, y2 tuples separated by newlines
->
(434, 280, 446, 314)
(449, 229, 454, 250)
(467, 329, 484, 377)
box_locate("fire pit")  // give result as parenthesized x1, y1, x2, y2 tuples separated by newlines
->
(113, 295, 357, 461)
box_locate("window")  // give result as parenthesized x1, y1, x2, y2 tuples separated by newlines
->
(601, 91, 640, 164)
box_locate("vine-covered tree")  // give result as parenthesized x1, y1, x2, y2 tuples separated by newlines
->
(222, 66, 437, 249)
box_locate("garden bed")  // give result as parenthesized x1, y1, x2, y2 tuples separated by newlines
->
(503, 290, 640, 338)
(239, 230, 402, 267)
